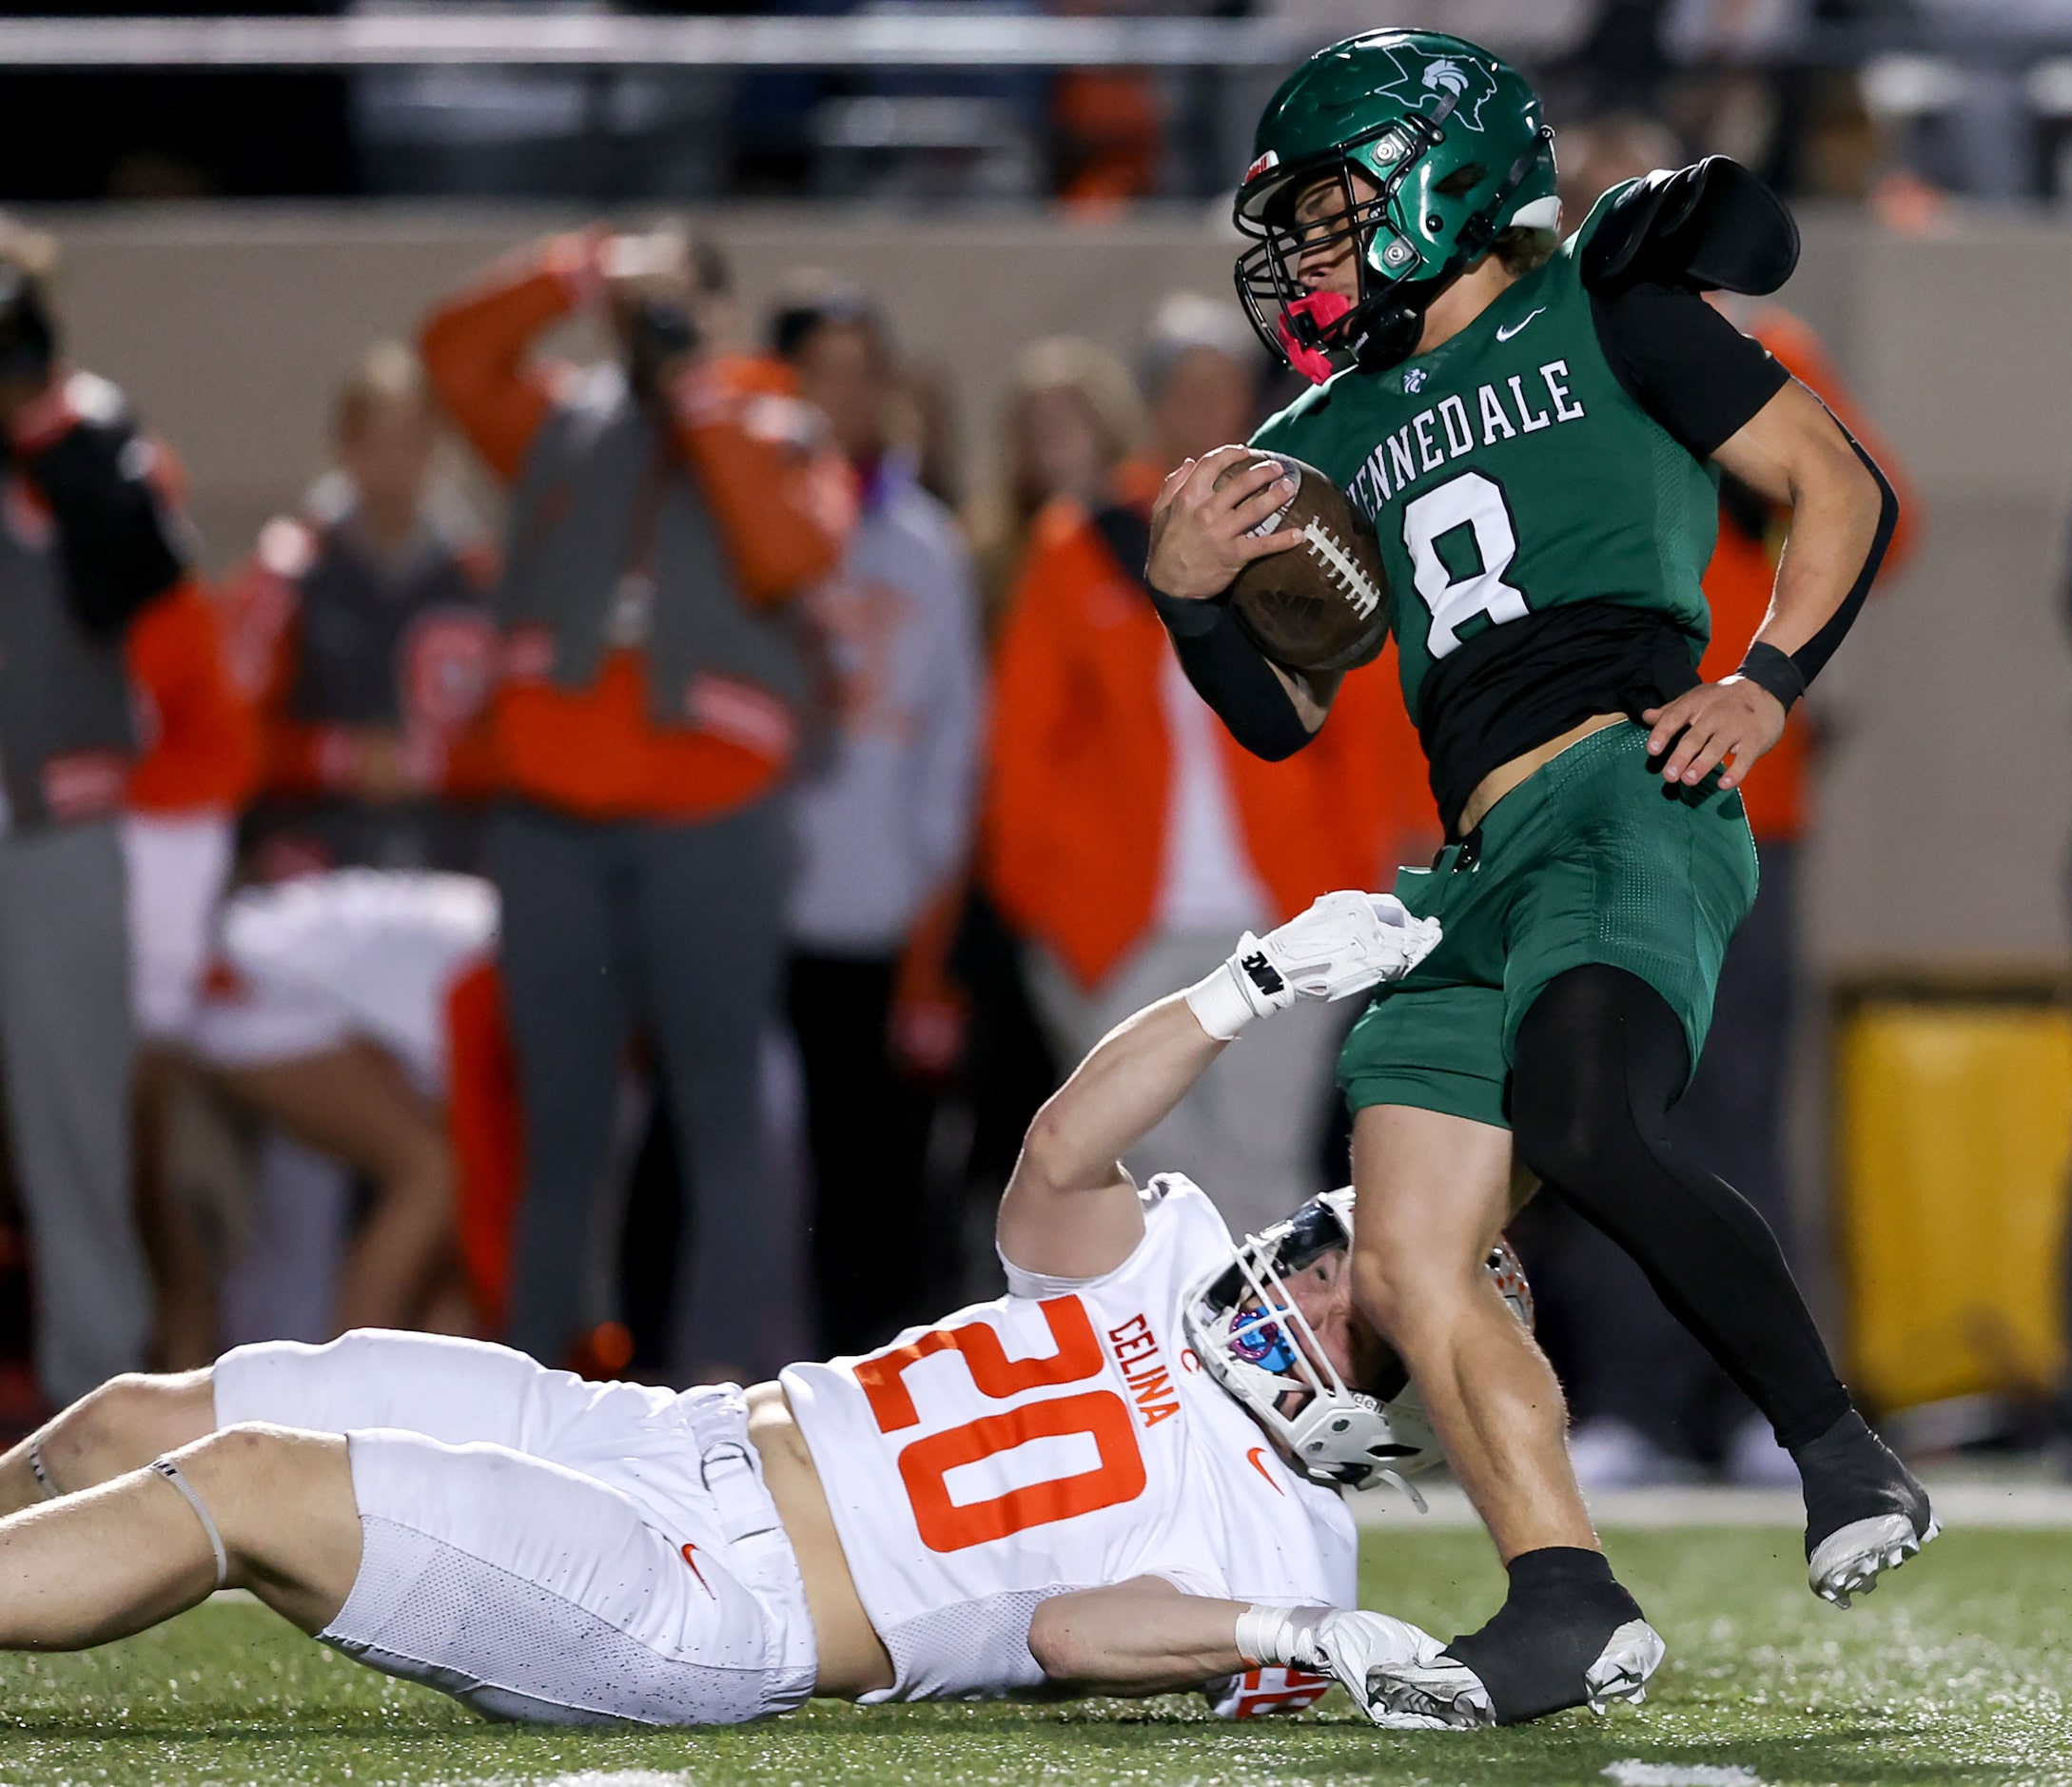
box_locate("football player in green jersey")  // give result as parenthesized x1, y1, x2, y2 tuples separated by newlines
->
(1144, 30, 1930, 1727)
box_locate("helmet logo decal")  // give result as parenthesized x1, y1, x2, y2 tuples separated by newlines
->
(1243, 148, 1281, 185)
(1373, 45, 1498, 133)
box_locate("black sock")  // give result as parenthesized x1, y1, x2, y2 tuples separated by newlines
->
(1791, 1409, 1930, 1556)
(1443, 1547, 1645, 1725)
(1512, 966, 1851, 1452)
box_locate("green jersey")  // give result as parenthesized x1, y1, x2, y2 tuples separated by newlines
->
(1252, 201, 1721, 735)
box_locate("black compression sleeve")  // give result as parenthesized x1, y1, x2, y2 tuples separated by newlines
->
(1592, 282, 1789, 460)
(1147, 589, 1316, 761)
(1784, 429, 1896, 687)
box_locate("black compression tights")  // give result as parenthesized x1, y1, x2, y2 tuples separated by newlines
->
(1509, 964, 1850, 1452)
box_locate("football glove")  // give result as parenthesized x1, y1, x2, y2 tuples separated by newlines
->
(1186, 891, 1441, 1041)
(1234, 1604, 1483, 1730)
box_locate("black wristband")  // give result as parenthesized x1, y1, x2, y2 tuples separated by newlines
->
(1147, 585, 1228, 638)
(1734, 640, 1807, 712)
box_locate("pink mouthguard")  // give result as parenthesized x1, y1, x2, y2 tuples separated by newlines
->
(1276, 291, 1355, 385)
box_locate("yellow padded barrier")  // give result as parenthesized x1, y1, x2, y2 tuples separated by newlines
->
(1837, 999, 2071, 1412)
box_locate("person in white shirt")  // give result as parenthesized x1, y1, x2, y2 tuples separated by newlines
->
(0, 892, 1622, 1731)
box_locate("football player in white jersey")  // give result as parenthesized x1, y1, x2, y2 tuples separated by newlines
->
(0, 890, 1582, 1730)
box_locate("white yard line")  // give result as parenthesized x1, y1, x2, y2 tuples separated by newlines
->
(1353, 1476, 2072, 1529)
(1603, 1763, 1769, 1787)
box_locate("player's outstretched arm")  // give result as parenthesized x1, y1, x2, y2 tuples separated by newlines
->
(1644, 377, 1895, 791)
(998, 893, 1440, 1279)
(1029, 1577, 1465, 1726)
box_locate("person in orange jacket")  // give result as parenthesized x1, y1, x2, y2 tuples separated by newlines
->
(421, 224, 851, 1384)
(985, 293, 1433, 1238)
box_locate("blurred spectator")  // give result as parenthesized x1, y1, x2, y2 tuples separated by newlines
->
(0, 216, 188, 1404)
(421, 224, 851, 1383)
(966, 335, 1144, 624)
(123, 576, 262, 1368)
(984, 292, 1418, 1237)
(187, 869, 509, 1340)
(1541, 143, 1922, 1487)
(225, 343, 498, 881)
(771, 277, 985, 1355)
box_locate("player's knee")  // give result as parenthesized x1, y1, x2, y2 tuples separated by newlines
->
(181, 1424, 344, 1514)
(57, 1369, 214, 1478)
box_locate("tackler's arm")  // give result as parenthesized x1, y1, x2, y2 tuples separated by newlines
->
(997, 894, 1440, 1281)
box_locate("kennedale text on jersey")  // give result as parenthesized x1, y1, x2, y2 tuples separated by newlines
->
(1345, 357, 1588, 526)
(1104, 1313, 1181, 1428)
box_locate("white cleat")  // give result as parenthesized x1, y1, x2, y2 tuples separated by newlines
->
(1361, 1655, 1496, 1729)
(1809, 1509, 1941, 1608)
(1583, 1620, 1667, 1713)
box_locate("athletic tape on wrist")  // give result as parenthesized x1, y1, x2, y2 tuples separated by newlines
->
(28, 1437, 58, 1501)
(150, 1458, 228, 1591)
(1184, 962, 1256, 1042)
(1235, 1603, 1327, 1668)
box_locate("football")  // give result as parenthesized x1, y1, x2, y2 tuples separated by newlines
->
(1218, 452, 1390, 675)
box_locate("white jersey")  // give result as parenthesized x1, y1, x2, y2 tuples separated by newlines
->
(186, 869, 497, 1095)
(781, 1177, 1358, 1702)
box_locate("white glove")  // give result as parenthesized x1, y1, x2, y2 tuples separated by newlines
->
(1234, 1604, 1489, 1730)
(1186, 891, 1442, 1042)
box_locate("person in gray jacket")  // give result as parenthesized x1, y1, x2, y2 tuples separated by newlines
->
(771, 282, 984, 1355)
(0, 218, 190, 1404)
(422, 226, 851, 1384)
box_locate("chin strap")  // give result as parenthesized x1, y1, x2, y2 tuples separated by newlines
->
(1377, 1468, 1430, 1514)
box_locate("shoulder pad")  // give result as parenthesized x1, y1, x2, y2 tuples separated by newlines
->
(1582, 156, 1799, 297)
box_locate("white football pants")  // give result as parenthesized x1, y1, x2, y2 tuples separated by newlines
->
(212, 1330, 816, 1725)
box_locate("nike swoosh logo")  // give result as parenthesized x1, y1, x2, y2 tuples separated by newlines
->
(1495, 306, 1547, 343)
(680, 1542, 716, 1599)
(1246, 1446, 1286, 1496)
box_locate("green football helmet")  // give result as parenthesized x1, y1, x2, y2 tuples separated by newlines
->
(1234, 30, 1558, 382)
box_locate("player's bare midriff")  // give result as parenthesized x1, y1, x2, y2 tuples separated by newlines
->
(1456, 712, 1629, 835)
(744, 1380, 898, 1697)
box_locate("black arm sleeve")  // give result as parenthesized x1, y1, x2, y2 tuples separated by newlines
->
(1590, 282, 1789, 460)
(22, 413, 188, 639)
(1085, 501, 1318, 761)
(1147, 589, 1317, 761)
(1782, 428, 1896, 688)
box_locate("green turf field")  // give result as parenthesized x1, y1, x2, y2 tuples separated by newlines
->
(0, 1525, 2062, 1787)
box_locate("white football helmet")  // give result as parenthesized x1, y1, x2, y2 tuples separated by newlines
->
(1183, 1188, 1534, 1496)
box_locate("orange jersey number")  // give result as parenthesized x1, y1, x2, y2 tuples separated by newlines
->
(853, 1295, 1147, 1553)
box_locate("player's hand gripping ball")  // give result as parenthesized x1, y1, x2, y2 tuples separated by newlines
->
(1217, 453, 1390, 676)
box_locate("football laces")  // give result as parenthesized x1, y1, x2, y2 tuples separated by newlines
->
(1300, 519, 1382, 619)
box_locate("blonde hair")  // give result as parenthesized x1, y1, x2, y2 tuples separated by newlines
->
(0, 213, 59, 284)
(1491, 226, 1559, 279)
(965, 335, 1144, 627)
(333, 341, 430, 443)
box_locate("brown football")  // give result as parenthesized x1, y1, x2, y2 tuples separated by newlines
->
(1217, 452, 1390, 675)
